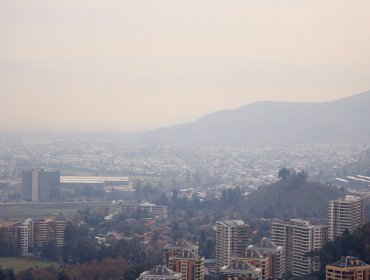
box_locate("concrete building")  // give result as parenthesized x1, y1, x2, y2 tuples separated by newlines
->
(163, 240, 204, 280)
(167, 250, 205, 280)
(215, 220, 249, 268)
(31, 217, 66, 248)
(0, 217, 66, 256)
(18, 223, 30, 256)
(163, 240, 199, 264)
(137, 265, 182, 280)
(219, 260, 262, 280)
(232, 238, 284, 280)
(0, 220, 30, 256)
(22, 169, 60, 202)
(326, 256, 370, 280)
(271, 219, 327, 276)
(0, 222, 21, 256)
(328, 195, 365, 241)
(108, 200, 168, 219)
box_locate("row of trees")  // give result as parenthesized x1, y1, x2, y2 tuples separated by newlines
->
(278, 167, 308, 182)
(0, 267, 16, 280)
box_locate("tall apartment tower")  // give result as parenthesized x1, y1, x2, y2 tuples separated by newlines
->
(271, 219, 327, 277)
(215, 220, 249, 268)
(328, 195, 365, 241)
(22, 169, 60, 202)
(31, 217, 66, 248)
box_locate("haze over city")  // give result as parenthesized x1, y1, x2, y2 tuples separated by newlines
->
(2, 1, 370, 280)
(1, 0, 370, 131)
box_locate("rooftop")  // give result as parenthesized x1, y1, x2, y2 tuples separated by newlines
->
(140, 265, 181, 278)
(163, 239, 197, 250)
(329, 256, 369, 268)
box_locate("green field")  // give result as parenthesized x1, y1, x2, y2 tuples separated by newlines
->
(0, 201, 110, 219)
(0, 257, 57, 273)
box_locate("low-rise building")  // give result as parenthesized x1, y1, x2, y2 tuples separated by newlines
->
(326, 256, 370, 280)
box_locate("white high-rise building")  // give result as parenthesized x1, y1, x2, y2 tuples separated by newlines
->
(215, 220, 249, 268)
(18, 224, 29, 256)
(271, 219, 327, 277)
(328, 195, 365, 241)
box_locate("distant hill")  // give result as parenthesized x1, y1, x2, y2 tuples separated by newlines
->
(242, 176, 346, 219)
(140, 90, 370, 146)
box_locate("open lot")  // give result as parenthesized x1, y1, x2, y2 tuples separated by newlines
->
(0, 201, 110, 219)
(0, 257, 57, 273)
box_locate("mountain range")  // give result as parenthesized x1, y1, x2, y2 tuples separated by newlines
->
(138, 90, 370, 146)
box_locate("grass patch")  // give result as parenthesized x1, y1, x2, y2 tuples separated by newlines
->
(0, 205, 78, 219)
(0, 202, 111, 219)
(0, 257, 57, 273)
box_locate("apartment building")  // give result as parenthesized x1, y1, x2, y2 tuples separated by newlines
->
(167, 250, 205, 280)
(232, 238, 284, 280)
(328, 195, 365, 241)
(271, 219, 327, 276)
(108, 200, 168, 218)
(163, 240, 199, 264)
(163, 240, 204, 280)
(326, 256, 370, 280)
(215, 220, 249, 268)
(32, 217, 66, 248)
(219, 260, 262, 280)
(0, 217, 66, 256)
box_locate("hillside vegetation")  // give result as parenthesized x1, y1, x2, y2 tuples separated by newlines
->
(244, 169, 347, 219)
(311, 223, 370, 279)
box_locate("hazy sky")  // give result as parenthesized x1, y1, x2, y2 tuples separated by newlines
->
(1, 0, 370, 132)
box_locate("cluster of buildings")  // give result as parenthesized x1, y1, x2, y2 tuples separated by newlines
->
(215, 220, 282, 280)
(20, 169, 131, 202)
(106, 200, 168, 220)
(210, 195, 366, 279)
(1, 135, 364, 193)
(139, 255, 370, 280)
(138, 239, 205, 280)
(0, 216, 66, 256)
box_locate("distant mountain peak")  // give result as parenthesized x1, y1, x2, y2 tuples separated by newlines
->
(140, 90, 370, 146)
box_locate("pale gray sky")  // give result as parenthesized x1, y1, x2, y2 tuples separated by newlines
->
(1, 0, 370, 131)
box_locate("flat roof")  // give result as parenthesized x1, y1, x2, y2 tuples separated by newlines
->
(61, 176, 129, 184)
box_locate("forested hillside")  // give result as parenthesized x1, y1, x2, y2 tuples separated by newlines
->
(244, 169, 347, 219)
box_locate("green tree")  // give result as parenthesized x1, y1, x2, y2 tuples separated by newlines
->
(0, 267, 16, 280)
(123, 264, 150, 280)
(58, 270, 70, 280)
(278, 167, 291, 180)
(20, 270, 34, 280)
(41, 240, 60, 261)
